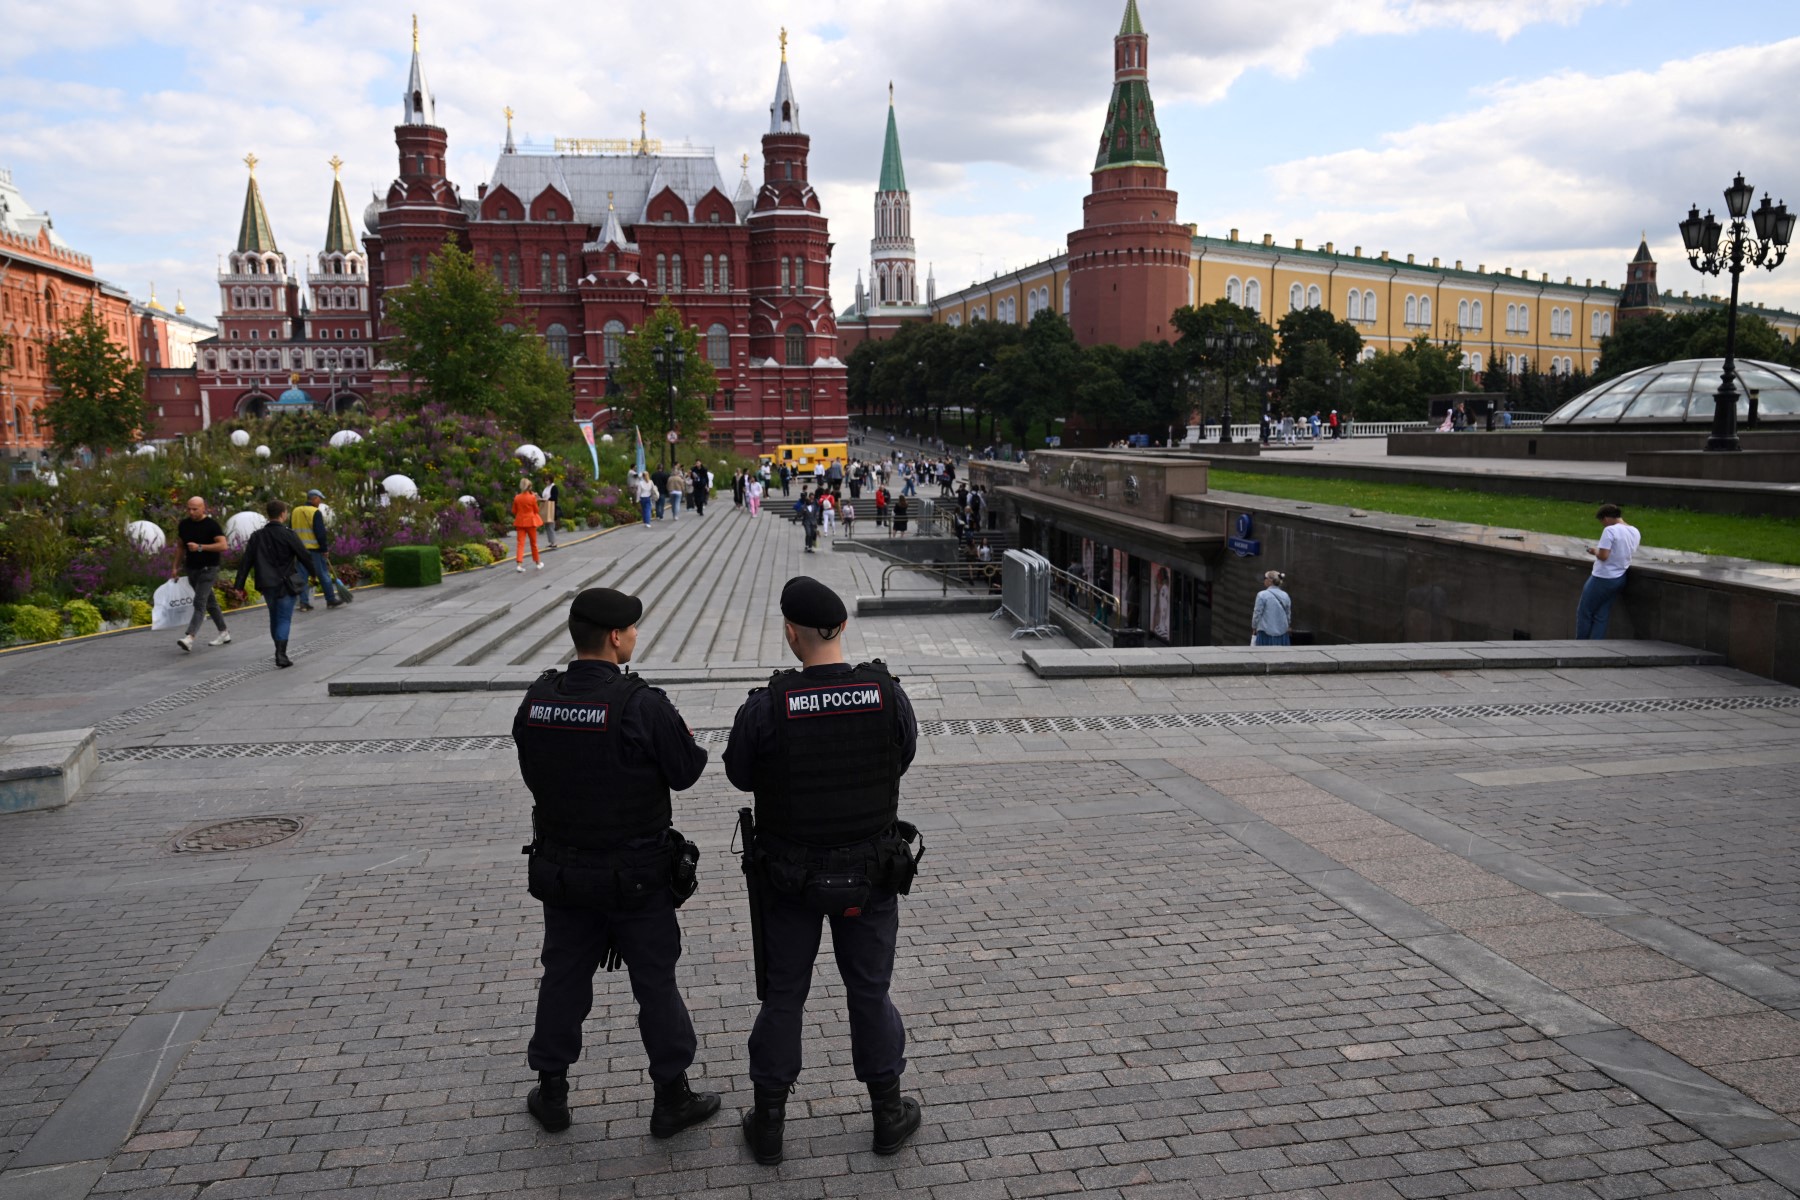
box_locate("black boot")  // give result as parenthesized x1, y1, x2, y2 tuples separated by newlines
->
(274, 640, 293, 668)
(527, 1070, 570, 1132)
(650, 1071, 721, 1139)
(868, 1078, 920, 1155)
(740, 1084, 788, 1165)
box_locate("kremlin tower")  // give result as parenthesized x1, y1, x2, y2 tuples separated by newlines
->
(1065, 0, 1191, 348)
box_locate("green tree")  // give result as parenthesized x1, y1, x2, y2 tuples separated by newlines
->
(1171, 300, 1275, 373)
(42, 303, 149, 457)
(611, 298, 716, 451)
(1355, 352, 1423, 423)
(383, 241, 572, 437)
(1283, 340, 1354, 416)
(1594, 308, 1790, 383)
(1275, 307, 1363, 375)
(990, 310, 1083, 445)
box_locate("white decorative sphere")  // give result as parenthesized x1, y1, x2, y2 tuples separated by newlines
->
(132, 444, 158, 457)
(126, 520, 165, 552)
(255, 445, 271, 459)
(328, 429, 363, 448)
(600, 433, 614, 443)
(224, 511, 267, 549)
(458, 494, 478, 508)
(515, 443, 547, 469)
(230, 430, 251, 448)
(40, 471, 57, 487)
(382, 473, 418, 500)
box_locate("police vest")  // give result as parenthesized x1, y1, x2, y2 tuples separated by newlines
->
(514, 668, 671, 850)
(291, 504, 322, 551)
(753, 663, 900, 847)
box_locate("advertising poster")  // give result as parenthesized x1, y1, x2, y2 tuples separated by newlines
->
(1112, 549, 1130, 623)
(1149, 562, 1172, 642)
(1081, 538, 1094, 586)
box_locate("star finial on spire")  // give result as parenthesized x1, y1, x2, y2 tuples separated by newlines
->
(889, 81, 894, 106)
(412, 13, 419, 50)
(607, 191, 615, 212)
(780, 27, 787, 62)
(244, 152, 258, 175)
(505, 106, 514, 127)
(329, 155, 343, 178)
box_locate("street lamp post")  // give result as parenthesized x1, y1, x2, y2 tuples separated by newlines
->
(651, 326, 685, 470)
(1202, 319, 1259, 444)
(1678, 173, 1793, 451)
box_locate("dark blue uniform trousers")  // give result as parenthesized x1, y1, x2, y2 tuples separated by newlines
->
(529, 897, 696, 1083)
(748, 889, 907, 1089)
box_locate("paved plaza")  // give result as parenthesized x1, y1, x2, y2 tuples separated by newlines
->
(3, 507, 1800, 1199)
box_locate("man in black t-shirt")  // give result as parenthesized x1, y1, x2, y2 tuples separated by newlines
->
(173, 496, 230, 652)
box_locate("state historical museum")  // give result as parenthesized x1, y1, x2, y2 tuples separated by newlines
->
(181, 22, 846, 451)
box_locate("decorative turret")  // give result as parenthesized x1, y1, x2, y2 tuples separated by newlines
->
(1619, 232, 1662, 320)
(503, 106, 516, 154)
(1066, 0, 1189, 348)
(323, 156, 357, 255)
(403, 14, 436, 127)
(870, 84, 919, 308)
(769, 27, 801, 134)
(236, 153, 279, 254)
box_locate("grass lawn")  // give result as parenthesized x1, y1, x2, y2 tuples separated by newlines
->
(1206, 469, 1800, 566)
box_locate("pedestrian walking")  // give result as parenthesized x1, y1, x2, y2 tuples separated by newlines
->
(233, 500, 311, 668)
(1328, 409, 1340, 439)
(725, 577, 924, 1164)
(540, 474, 561, 550)
(733, 469, 746, 512)
(819, 491, 835, 537)
(1575, 504, 1641, 639)
(513, 477, 545, 571)
(800, 495, 820, 554)
(890, 495, 908, 537)
(632, 471, 657, 529)
(651, 467, 672, 520)
(747, 476, 763, 518)
(514, 587, 719, 1139)
(874, 486, 888, 528)
(690, 461, 709, 517)
(173, 495, 230, 652)
(1251, 571, 1292, 646)
(293, 488, 347, 610)
(840, 500, 855, 538)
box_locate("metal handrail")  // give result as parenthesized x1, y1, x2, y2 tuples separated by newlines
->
(879, 560, 1000, 597)
(1044, 562, 1130, 632)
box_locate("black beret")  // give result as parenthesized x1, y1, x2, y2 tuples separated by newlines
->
(570, 587, 642, 630)
(780, 576, 847, 628)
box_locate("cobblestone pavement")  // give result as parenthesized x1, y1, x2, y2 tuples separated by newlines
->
(3, 514, 1800, 1197)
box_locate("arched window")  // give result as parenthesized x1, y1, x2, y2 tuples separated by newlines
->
(784, 324, 805, 366)
(1458, 299, 1469, 328)
(671, 254, 683, 292)
(1062, 280, 1070, 311)
(1404, 295, 1418, 325)
(707, 322, 729, 367)
(1505, 304, 1517, 333)
(1419, 296, 1431, 326)
(1289, 282, 1303, 312)
(261, 287, 273, 309)
(1363, 290, 1376, 321)
(506, 254, 519, 288)
(556, 254, 568, 289)
(602, 320, 625, 366)
(1347, 290, 1361, 321)
(231, 288, 243, 309)
(491, 253, 503, 280)
(1470, 352, 1482, 372)
(780, 257, 790, 293)
(545, 324, 570, 364)
(1306, 284, 1321, 309)
(656, 254, 668, 292)
(947, 313, 961, 328)
(540, 252, 551, 288)
(1245, 279, 1261, 314)
(1506, 353, 1517, 373)
(1518, 307, 1528, 333)
(703, 254, 714, 292)
(718, 254, 730, 291)
(1226, 277, 1241, 305)
(1470, 301, 1482, 329)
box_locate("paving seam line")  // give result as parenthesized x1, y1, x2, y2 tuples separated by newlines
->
(1296, 765, 1800, 1014)
(1134, 765, 1800, 1186)
(4, 875, 319, 1178)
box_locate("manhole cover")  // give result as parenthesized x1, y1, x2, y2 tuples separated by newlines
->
(173, 816, 304, 853)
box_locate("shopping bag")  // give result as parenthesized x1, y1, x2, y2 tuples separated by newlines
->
(152, 577, 196, 630)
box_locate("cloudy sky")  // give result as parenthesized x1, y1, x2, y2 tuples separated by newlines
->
(4, 0, 1798, 329)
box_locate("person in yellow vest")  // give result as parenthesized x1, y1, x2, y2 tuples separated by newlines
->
(293, 488, 349, 610)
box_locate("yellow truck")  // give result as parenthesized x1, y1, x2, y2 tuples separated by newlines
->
(760, 442, 848, 473)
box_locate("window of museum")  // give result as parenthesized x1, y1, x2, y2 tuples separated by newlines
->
(786, 324, 804, 363)
(1419, 296, 1431, 326)
(1289, 283, 1303, 312)
(780, 257, 791, 293)
(718, 255, 729, 290)
(1307, 285, 1321, 309)
(787, 428, 809, 443)
(1470, 301, 1482, 329)
(557, 254, 568, 289)
(507, 254, 520, 289)
(1363, 290, 1376, 322)
(783, 389, 795, 413)
(707, 323, 729, 368)
(656, 254, 668, 292)
(1404, 295, 1418, 325)
(492, 254, 503, 280)
(798, 390, 810, 412)
(603, 320, 625, 366)
(1245, 280, 1261, 314)
(672, 255, 683, 292)
(545, 324, 569, 364)
(703, 255, 714, 292)
(540, 253, 552, 288)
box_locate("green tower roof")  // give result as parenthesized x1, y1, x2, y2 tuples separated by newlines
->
(1119, 0, 1144, 35)
(324, 173, 357, 255)
(1094, 81, 1163, 171)
(879, 90, 907, 193)
(236, 163, 279, 254)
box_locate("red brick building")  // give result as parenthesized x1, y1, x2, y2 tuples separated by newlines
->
(1, 166, 141, 465)
(358, 22, 847, 450)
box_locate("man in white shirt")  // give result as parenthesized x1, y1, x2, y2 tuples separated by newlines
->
(1575, 504, 1641, 639)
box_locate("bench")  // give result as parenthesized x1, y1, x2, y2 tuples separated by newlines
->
(1, 728, 99, 814)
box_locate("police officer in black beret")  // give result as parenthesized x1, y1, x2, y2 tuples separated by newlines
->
(514, 587, 720, 1139)
(725, 576, 924, 1163)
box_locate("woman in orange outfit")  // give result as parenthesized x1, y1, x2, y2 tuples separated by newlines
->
(512, 477, 544, 571)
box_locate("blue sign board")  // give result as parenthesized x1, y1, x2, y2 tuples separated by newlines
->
(1228, 513, 1259, 556)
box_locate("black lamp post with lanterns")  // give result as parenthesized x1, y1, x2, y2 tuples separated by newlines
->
(650, 325, 685, 470)
(1678, 173, 1794, 451)
(1203, 319, 1259, 444)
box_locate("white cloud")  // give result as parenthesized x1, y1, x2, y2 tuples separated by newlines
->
(1258, 37, 1800, 310)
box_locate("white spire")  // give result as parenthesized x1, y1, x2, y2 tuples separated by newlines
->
(769, 28, 801, 134)
(403, 15, 436, 127)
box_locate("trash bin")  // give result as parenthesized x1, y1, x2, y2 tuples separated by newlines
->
(1112, 627, 1146, 649)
